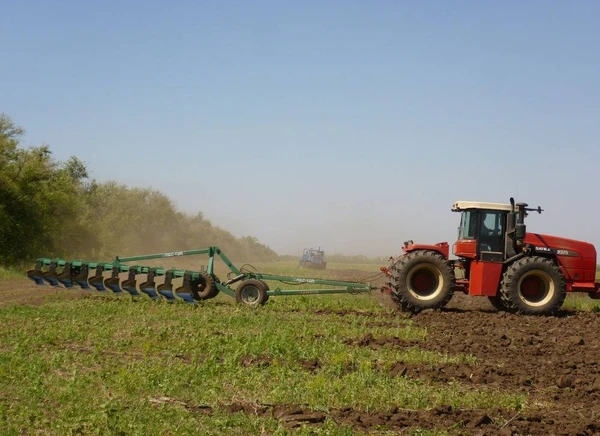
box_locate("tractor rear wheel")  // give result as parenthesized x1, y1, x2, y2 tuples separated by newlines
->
(499, 256, 566, 315)
(389, 250, 455, 313)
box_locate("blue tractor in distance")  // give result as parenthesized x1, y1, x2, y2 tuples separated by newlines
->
(299, 247, 327, 270)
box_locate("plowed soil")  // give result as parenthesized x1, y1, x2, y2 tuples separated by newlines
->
(338, 293, 600, 435)
(0, 279, 87, 307)
(2, 280, 600, 435)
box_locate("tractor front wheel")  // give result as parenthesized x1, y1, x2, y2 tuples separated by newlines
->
(499, 256, 566, 315)
(389, 250, 455, 313)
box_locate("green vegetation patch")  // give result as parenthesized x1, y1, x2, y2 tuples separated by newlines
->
(0, 266, 23, 280)
(562, 293, 600, 312)
(0, 294, 525, 434)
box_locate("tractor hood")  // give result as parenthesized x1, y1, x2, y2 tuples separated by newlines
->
(524, 233, 597, 259)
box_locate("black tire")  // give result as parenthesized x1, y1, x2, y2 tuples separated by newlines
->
(499, 256, 566, 315)
(389, 250, 455, 313)
(487, 296, 511, 312)
(257, 279, 270, 303)
(235, 279, 268, 306)
(191, 272, 215, 301)
(207, 275, 220, 299)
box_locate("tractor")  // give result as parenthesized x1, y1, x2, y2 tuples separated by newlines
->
(384, 198, 600, 315)
(299, 247, 327, 269)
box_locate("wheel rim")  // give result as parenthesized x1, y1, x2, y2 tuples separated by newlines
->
(240, 285, 260, 304)
(406, 264, 444, 300)
(517, 270, 555, 307)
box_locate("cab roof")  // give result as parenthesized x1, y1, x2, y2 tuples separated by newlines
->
(452, 201, 513, 212)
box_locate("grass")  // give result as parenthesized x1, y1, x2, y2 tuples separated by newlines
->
(5, 259, 598, 433)
(0, 266, 24, 280)
(0, 262, 527, 435)
(562, 293, 600, 312)
(559, 270, 600, 312)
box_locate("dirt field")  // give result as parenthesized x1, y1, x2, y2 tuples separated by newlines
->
(0, 279, 88, 307)
(342, 296, 600, 435)
(2, 278, 599, 435)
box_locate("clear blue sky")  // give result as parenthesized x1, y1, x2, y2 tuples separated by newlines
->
(2, 0, 599, 256)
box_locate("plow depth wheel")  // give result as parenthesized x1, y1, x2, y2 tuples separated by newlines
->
(235, 279, 268, 306)
(192, 272, 218, 301)
(389, 250, 455, 312)
(499, 256, 566, 315)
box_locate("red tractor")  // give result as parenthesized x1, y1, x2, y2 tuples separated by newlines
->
(384, 198, 600, 315)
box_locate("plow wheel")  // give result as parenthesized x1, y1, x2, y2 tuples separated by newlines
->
(499, 256, 566, 315)
(389, 250, 455, 313)
(191, 272, 218, 301)
(235, 279, 269, 306)
(257, 279, 270, 303)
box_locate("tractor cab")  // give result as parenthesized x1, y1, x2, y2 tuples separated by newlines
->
(452, 201, 513, 261)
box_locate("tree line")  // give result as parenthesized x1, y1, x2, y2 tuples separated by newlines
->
(0, 113, 277, 266)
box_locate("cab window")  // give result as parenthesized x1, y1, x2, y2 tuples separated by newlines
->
(458, 211, 477, 240)
(478, 211, 505, 252)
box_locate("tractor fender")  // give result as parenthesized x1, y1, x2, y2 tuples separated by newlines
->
(402, 242, 450, 259)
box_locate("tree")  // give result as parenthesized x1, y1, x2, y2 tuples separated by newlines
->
(0, 112, 278, 266)
(0, 113, 89, 265)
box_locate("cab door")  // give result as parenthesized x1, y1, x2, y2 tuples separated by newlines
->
(453, 210, 478, 258)
(478, 211, 506, 255)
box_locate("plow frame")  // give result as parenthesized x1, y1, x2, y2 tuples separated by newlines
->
(27, 246, 375, 305)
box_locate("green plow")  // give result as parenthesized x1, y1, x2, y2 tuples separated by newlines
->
(26, 246, 376, 306)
